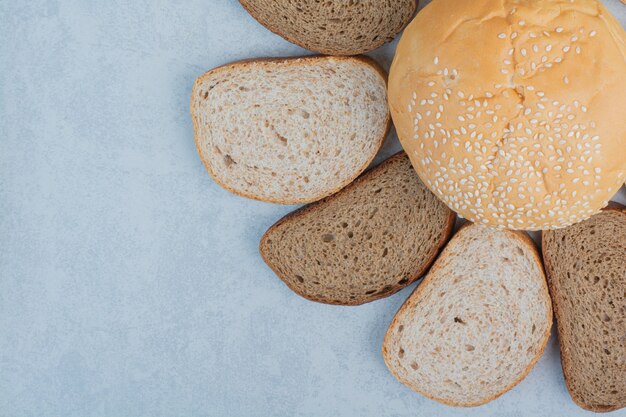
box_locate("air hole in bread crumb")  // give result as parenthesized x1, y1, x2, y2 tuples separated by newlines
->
(347, 232, 354, 238)
(500, 284, 510, 296)
(398, 348, 404, 358)
(380, 285, 392, 293)
(532, 324, 536, 333)
(454, 317, 466, 325)
(224, 155, 235, 167)
(465, 345, 475, 352)
(365, 290, 376, 295)
(341, 222, 348, 228)
(295, 275, 304, 283)
(322, 234, 335, 242)
(382, 248, 388, 257)
(398, 278, 408, 285)
(410, 361, 418, 370)
(398, 325, 404, 333)
(602, 314, 611, 322)
(604, 348, 611, 355)
(374, 188, 382, 194)
(276, 133, 288, 145)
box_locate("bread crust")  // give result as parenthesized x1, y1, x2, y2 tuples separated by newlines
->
(382, 224, 553, 407)
(542, 203, 626, 412)
(238, 1, 419, 55)
(259, 152, 456, 305)
(190, 55, 391, 205)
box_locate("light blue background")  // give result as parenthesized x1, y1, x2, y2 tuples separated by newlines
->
(1, 1, 625, 416)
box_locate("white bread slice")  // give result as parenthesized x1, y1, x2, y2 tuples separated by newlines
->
(542, 204, 626, 412)
(190, 56, 390, 204)
(383, 224, 552, 407)
(260, 153, 456, 305)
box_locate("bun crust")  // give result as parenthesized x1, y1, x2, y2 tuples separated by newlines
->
(389, 0, 626, 230)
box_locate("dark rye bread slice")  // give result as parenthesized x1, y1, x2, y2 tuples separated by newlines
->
(239, 0, 418, 55)
(383, 224, 552, 407)
(542, 204, 626, 412)
(260, 153, 455, 305)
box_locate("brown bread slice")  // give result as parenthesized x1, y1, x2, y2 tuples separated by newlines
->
(259, 153, 455, 305)
(383, 224, 552, 407)
(239, 0, 418, 55)
(542, 204, 626, 412)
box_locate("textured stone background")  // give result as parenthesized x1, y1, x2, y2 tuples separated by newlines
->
(1, 1, 625, 416)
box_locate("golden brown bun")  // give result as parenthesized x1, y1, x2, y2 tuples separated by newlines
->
(389, 0, 626, 230)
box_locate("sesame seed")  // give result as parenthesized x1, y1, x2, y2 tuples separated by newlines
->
(434, 56, 439, 65)
(519, 20, 526, 26)
(498, 33, 507, 39)
(589, 30, 597, 37)
(575, 46, 581, 54)
(556, 26, 564, 33)
(563, 45, 570, 52)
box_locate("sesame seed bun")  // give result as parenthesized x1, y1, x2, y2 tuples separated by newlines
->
(389, 0, 626, 230)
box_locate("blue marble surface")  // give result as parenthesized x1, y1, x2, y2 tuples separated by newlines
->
(1, 1, 625, 416)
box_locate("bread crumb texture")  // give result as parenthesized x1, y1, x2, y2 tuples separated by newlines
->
(260, 153, 455, 305)
(390, 0, 626, 230)
(191, 56, 389, 204)
(239, 0, 417, 55)
(543, 206, 626, 412)
(383, 224, 552, 406)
